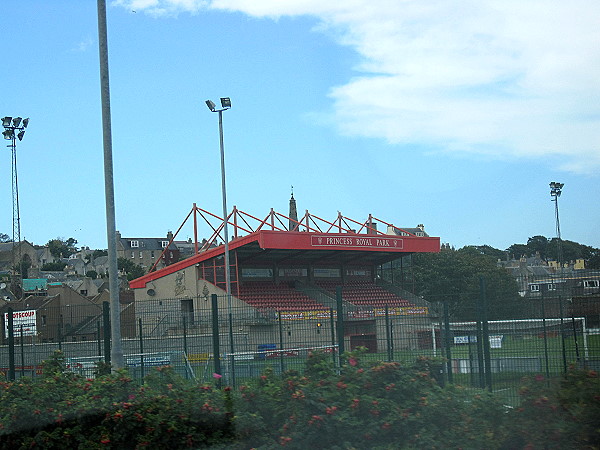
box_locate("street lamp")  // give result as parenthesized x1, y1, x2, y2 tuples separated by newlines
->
(205, 97, 235, 383)
(3, 116, 29, 294)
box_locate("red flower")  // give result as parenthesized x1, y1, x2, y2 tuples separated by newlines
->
(348, 358, 358, 367)
(325, 406, 338, 415)
(279, 436, 292, 446)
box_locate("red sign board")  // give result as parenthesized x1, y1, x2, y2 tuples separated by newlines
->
(310, 235, 403, 249)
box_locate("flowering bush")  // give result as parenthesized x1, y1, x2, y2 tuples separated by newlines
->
(0, 350, 597, 448)
(0, 351, 235, 448)
(504, 366, 600, 449)
(233, 349, 509, 449)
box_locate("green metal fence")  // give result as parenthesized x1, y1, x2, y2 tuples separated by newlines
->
(1, 280, 599, 406)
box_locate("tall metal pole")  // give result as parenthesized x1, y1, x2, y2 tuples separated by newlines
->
(218, 109, 236, 386)
(218, 109, 232, 302)
(97, 0, 124, 369)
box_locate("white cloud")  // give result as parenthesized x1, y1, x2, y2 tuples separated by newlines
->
(72, 37, 94, 52)
(113, 0, 600, 173)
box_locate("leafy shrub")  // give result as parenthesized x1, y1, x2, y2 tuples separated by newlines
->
(503, 366, 600, 449)
(233, 350, 509, 449)
(0, 350, 597, 448)
(0, 351, 235, 448)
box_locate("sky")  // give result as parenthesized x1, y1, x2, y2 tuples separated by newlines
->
(1, 0, 599, 253)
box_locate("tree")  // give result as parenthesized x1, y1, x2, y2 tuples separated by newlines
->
(506, 243, 529, 260)
(47, 237, 78, 259)
(117, 257, 146, 281)
(92, 249, 108, 259)
(412, 246, 521, 321)
(526, 235, 550, 258)
(86, 270, 98, 280)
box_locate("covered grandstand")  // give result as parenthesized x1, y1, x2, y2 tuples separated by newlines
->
(128, 202, 440, 353)
(130, 203, 438, 310)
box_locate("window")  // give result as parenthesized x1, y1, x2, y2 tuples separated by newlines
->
(584, 280, 600, 288)
(530, 284, 540, 292)
(130, 240, 139, 248)
(161, 241, 169, 248)
(140, 251, 143, 258)
(80, 289, 88, 296)
(547, 284, 557, 291)
(151, 250, 155, 258)
(131, 251, 135, 258)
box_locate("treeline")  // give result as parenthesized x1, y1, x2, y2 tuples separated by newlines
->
(472, 235, 600, 269)
(403, 236, 600, 321)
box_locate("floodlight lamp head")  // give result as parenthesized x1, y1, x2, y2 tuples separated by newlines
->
(12, 117, 21, 128)
(205, 100, 216, 112)
(2, 129, 13, 140)
(220, 97, 231, 109)
(550, 181, 564, 198)
(22, 118, 29, 128)
(17, 131, 25, 141)
(2, 117, 12, 127)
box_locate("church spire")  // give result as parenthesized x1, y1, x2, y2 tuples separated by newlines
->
(289, 186, 298, 231)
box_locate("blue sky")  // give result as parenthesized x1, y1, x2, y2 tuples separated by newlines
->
(1, 1, 599, 253)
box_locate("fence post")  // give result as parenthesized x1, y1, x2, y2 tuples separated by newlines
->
(7, 307, 15, 381)
(103, 301, 111, 364)
(329, 308, 336, 368)
(97, 321, 102, 357)
(385, 305, 392, 362)
(443, 301, 453, 384)
(336, 286, 345, 364)
(138, 318, 145, 379)
(20, 324, 25, 378)
(475, 316, 485, 388)
(479, 277, 492, 391)
(558, 295, 568, 374)
(541, 292, 551, 379)
(211, 294, 222, 388)
(183, 315, 189, 379)
(278, 312, 285, 375)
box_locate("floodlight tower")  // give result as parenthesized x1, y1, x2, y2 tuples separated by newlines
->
(2, 116, 29, 291)
(549, 182, 564, 267)
(205, 97, 235, 384)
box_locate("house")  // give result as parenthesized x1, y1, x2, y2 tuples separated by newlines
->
(386, 224, 429, 238)
(0, 284, 135, 344)
(0, 240, 39, 274)
(116, 231, 181, 271)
